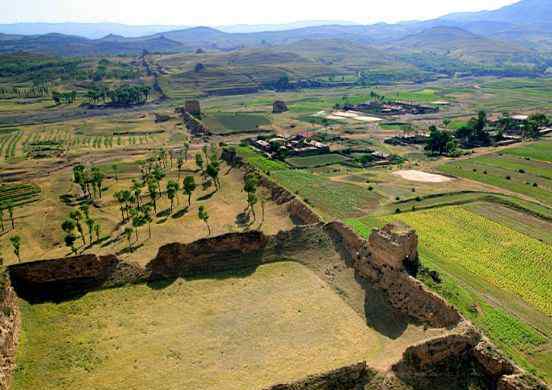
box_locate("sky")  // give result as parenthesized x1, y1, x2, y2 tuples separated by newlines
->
(1, 0, 520, 25)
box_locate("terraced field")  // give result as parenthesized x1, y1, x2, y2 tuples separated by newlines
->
(0, 183, 41, 207)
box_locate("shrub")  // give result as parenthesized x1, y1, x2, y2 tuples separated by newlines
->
(368, 186, 374, 191)
(518, 169, 525, 174)
(506, 176, 511, 180)
(533, 183, 538, 187)
(395, 208, 401, 214)
(396, 196, 400, 201)
(416, 196, 422, 202)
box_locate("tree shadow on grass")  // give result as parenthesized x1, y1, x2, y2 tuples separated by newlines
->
(172, 207, 189, 219)
(197, 191, 217, 201)
(156, 208, 171, 218)
(116, 243, 144, 256)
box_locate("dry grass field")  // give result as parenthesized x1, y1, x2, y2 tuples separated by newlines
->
(14, 261, 384, 390)
(2, 154, 294, 265)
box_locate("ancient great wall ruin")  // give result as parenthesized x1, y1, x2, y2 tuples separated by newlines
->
(0, 149, 548, 390)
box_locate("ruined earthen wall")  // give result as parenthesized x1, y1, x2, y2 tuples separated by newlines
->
(263, 362, 369, 390)
(325, 221, 461, 328)
(0, 280, 20, 390)
(146, 231, 269, 280)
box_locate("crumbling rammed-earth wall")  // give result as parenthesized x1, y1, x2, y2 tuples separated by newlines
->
(325, 221, 461, 328)
(0, 278, 19, 390)
(263, 362, 370, 390)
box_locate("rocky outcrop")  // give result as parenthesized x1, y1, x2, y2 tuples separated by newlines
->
(263, 362, 369, 390)
(273, 100, 289, 114)
(146, 231, 269, 280)
(0, 276, 19, 390)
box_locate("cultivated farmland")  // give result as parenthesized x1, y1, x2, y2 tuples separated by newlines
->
(439, 143, 552, 206)
(272, 169, 380, 219)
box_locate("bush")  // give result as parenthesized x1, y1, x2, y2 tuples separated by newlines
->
(506, 176, 511, 180)
(396, 196, 400, 201)
(395, 208, 401, 214)
(518, 169, 525, 174)
(416, 196, 422, 202)
(368, 186, 374, 191)
(533, 183, 538, 188)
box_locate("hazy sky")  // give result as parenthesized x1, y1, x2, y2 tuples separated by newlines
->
(1, 0, 520, 25)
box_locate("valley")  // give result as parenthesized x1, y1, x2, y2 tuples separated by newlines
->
(0, 1, 551, 389)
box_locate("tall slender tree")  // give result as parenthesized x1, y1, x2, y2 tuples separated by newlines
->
(166, 180, 179, 213)
(183, 176, 196, 207)
(69, 210, 86, 245)
(198, 206, 211, 236)
(147, 178, 159, 213)
(7, 202, 14, 229)
(124, 227, 134, 253)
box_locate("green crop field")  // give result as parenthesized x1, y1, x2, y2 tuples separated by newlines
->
(272, 169, 380, 219)
(503, 141, 552, 163)
(439, 144, 552, 206)
(347, 205, 552, 380)
(202, 112, 270, 134)
(285, 154, 350, 168)
(235, 146, 289, 172)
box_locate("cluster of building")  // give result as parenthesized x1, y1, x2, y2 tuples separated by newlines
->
(345, 101, 438, 116)
(250, 134, 330, 157)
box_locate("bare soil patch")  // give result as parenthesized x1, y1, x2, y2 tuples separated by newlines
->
(393, 170, 453, 183)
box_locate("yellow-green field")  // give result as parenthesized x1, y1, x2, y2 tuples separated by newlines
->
(14, 261, 382, 390)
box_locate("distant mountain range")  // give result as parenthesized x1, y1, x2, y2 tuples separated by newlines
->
(0, 21, 361, 39)
(0, 0, 550, 59)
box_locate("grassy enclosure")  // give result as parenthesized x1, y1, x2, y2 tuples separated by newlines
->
(202, 112, 270, 134)
(14, 261, 382, 390)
